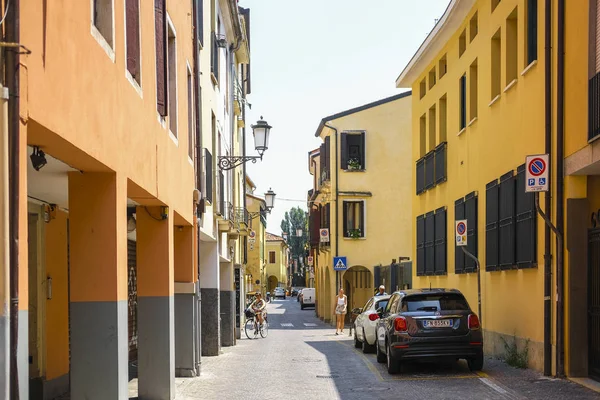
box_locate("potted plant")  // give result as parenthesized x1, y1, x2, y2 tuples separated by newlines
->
(348, 228, 361, 239)
(347, 158, 361, 170)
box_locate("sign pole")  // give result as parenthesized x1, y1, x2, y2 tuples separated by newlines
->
(461, 247, 482, 324)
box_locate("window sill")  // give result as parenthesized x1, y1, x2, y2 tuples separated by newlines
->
(91, 25, 115, 63)
(211, 72, 219, 86)
(503, 78, 518, 93)
(342, 237, 366, 241)
(157, 113, 167, 129)
(521, 60, 538, 77)
(468, 117, 478, 127)
(457, 127, 466, 137)
(169, 131, 179, 146)
(488, 94, 501, 107)
(343, 169, 366, 173)
(125, 70, 143, 98)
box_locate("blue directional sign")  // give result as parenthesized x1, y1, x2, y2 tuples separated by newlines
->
(333, 256, 347, 271)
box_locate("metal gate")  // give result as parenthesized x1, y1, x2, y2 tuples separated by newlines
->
(127, 240, 138, 361)
(589, 228, 600, 380)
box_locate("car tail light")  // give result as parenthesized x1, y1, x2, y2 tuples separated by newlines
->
(368, 313, 379, 321)
(468, 314, 480, 330)
(394, 316, 407, 332)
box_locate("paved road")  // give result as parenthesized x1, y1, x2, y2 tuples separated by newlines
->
(131, 297, 599, 400)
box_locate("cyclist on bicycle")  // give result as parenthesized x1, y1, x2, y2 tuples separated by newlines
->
(248, 292, 267, 330)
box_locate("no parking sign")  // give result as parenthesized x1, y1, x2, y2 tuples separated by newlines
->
(455, 220, 467, 247)
(525, 154, 549, 193)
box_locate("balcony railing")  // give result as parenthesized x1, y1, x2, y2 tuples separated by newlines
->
(233, 207, 249, 228)
(590, 72, 600, 141)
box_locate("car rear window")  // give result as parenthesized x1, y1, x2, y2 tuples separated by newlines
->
(403, 293, 469, 312)
(375, 299, 389, 311)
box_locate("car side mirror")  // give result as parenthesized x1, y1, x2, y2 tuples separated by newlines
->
(351, 307, 362, 315)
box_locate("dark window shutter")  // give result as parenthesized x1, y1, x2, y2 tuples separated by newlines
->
(499, 171, 516, 269)
(416, 215, 425, 276)
(359, 201, 365, 237)
(319, 143, 326, 177)
(310, 209, 320, 246)
(455, 198, 465, 273)
(324, 136, 331, 179)
(342, 202, 348, 237)
(425, 151, 435, 189)
(416, 158, 425, 194)
(434, 207, 447, 274)
(425, 211, 435, 275)
(204, 149, 213, 204)
(434, 142, 447, 184)
(155, 0, 167, 116)
(196, 0, 204, 47)
(340, 133, 348, 170)
(126, 0, 140, 80)
(527, 0, 538, 64)
(485, 180, 499, 271)
(515, 164, 537, 268)
(465, 192, 478, 272)
(325, 203, 330, 230)
(460, 74, 467, 129)
(360, 132, 366, 169)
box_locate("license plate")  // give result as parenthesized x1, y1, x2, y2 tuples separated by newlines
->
(423, 319, 452, 328)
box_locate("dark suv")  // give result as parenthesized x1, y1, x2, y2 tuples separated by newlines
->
(375, 288, 483, 374)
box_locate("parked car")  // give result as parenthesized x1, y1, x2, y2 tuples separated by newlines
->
(300, 288, 315, 310)
(274, 287, 286, 299)
(353, 295, 391, 353)
(375, 288, 483, 374)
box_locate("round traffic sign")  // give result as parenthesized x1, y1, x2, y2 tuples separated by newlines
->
(456, 222, 466, 235)
(320, 230, 328, 236)
(528, 157, 546, 177)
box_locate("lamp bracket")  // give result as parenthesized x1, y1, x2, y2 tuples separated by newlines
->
(218, 155, 262, 171)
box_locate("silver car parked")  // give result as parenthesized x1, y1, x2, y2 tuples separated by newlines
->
(353, 295, 391, 353)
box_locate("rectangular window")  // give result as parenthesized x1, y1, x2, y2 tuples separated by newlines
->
(459, 74, 467, 130)
(428, 67, 437, 89)
(506, 8, 519, 85)
(469, 12, 478, 42)
(416, 215, 425, 276)
(93, 0, 114, 47)
(498, 171, 515, 269)
(491, 28, 502, 100)
(167, 21, 177, 137)
(439, 54, 447, 79)
(211, 31, 219, 83)
(439, 94, 447, 142)
(340, 132, 366, 171)
(416, 158, 425, 195)
(434, 207, 447, 275)
(196, 0, 204, 47)
(155, 0, 168, 116)
(269, 251, 276, 264)
(419, 114, 427, 157)
(464, 192, 478, 271)
(424, 211, 435, 275)
(204, 148, 213, 204)
(454, 198, 466, 273)
(420, 78, 427, 99)
(125, 0, 141, 84)
(470, 60, 478, 120)
(515, 164, 537, 268)
(342, 201, 365, 238)
(434, 142, 447, 184)
(459, 29, 467, 57)
(525, 0, 538, 65)
(187, 69, 194, 159)
(492, 0, 501, 12)
(319, 203, 331, 230)
(424, 151, 435, 189)
(428, 105, 436, 151)
(485, 179, 499, 271)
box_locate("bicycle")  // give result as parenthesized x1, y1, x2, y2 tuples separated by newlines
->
(244, 308, 268, 339)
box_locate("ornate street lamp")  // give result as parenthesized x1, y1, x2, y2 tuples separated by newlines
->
(218, 116, 272, 170)
(248, 189, 276, 219)
(296, 228, 303, 237)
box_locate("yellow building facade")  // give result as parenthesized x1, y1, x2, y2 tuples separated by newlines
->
(397, 0, 600, 380)
(245, 193, 267, 296)
(308, 93, 413, 323)
(265, 233, 289, 293)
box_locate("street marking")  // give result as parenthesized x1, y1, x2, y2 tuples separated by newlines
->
(280, 323, 294, 327)
(479, 377, 508, 394)
(303, 323, 317, 327)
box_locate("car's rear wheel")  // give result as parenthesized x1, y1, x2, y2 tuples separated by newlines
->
(361, 329, 374, 353)
(353, 328, 362, 348)
(376, 339, 386, 363)
(468, 353, 484, 371)
(386, 342, 400, 374)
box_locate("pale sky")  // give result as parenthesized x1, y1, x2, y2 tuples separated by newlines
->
(240, 0, 450, 232)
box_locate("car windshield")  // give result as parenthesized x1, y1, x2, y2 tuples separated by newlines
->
(404, 293, 469, 312)
(375, 299, 389, 311)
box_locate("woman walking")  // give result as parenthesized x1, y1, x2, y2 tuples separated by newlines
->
(334, 288, 347, 335)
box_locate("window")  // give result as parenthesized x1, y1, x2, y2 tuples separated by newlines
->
(424, 151, 435, 189)
(416, 215, 425, 275)
(342, 201, 364, 238)
(419, 114, 426, 157)
(211, 18, 221, 84)
(515, 165, 537, 268)
(93, 0, 114, 48)
(434, 142, 447, 184)
(459, 74, 467, 130)
(404, 293, 469, 312)
(470, 60, 478, 120)
(525, 0, 538, 65)
(439, 95, 447, 142)
(320, 203, 330, 230)
(125, 0, 141, 84)
(416, 158, 425, 195)
(459, 29, 467, 57)
(428, 105, 436, 151)
(439, 54, 447, 79)
(428, 67, 437, 89)
(434, 207, 447, 274)
(485, 179, 499, 271)
(203, 148, 213, 203)
(187, 68, 194, 159)
(340, 132, 365, 170)
(269, 251, 276, 264)
(167, 20, 177, 137)
(491, 28, 502, 100)
(417, 139, 446, 195)
(469, 12, 478, 42)
(320, 136, 331, 182)
(506, 8, 519, 85)
(196, 0, 204, 47)
(420, 78, 426, 99)
(375, 299, 389, 312)
(455, 192, 478, 274)
(155, 0, 168, 116)
(425, 211, 435, 274)
(492, 0, 501, 12)
(498, 171, 515, 269)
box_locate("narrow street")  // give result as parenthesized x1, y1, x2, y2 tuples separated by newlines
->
(154, 299, 600, 400)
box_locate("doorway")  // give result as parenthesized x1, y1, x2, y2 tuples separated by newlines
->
(589, 228, 600, 381)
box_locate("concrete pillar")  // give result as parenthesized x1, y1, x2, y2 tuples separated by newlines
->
(174, 224, 200, 377)
(136, 206, 175, 399)
(220, 261, 234, 347)
(68, 172, 128, 400)
(199, 240, 219, 356)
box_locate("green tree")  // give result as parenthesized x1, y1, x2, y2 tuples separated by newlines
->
(280, 207, 308, 278)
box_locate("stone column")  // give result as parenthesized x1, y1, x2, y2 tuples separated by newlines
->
(68, 172, 128, 399)
(136, 206, 175, 399)
(220, 261, 235, 347)
(199, 240, 219, 356)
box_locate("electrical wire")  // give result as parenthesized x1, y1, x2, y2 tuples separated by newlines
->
(144, 206, 164, 221)
(0, 0, 10, 27)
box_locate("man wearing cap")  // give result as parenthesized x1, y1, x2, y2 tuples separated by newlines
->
(375, 285, 387, 296)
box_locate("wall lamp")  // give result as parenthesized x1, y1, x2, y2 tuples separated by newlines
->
(248, 188, 276, 219)
(30, 146, 47, 171)
(218, 116, 272, 170)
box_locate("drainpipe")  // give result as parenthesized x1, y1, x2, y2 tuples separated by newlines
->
(5, 0, 20, 397)
(0, 62, 9, 400)
(556, 0, 565, 379)
(324, 124, 338, 292)
(543, 0, 552, 377)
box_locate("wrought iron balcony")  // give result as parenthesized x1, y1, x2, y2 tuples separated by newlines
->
(590, 72, 600, 141)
